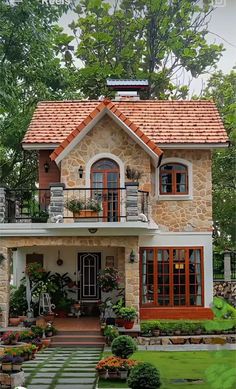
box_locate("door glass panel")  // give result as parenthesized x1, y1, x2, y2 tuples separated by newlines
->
(157, 249, 170, 306)
(142, 249, 154, 303)
(189, 249, 202, 306)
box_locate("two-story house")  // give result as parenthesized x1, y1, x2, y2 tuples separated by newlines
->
(0, 80, 228, 327)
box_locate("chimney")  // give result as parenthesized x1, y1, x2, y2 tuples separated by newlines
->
(106, 79, 149, 101)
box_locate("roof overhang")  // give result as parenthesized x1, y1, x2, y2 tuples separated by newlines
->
(157, 143, 229, 149)
(52, 108, 162, 167)
(22, 143, 60, 150)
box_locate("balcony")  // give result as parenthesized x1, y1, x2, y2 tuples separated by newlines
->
(0, 185, 149, 224)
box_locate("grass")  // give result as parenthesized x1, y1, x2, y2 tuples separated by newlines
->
(98, 350, 236, 388)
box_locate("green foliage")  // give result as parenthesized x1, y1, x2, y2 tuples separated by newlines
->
(112, 298, 125, 316)
(212, 297, 236, 320)
(72, 0, 223, 99)
(104, 325, 119, 344)
(203, 70, 236, 249)
(111, 335, 137, 359)
(31, 326, 44, 338)
(9, 285, 27, 316)
(127, 362, 161, 389)
(120, 307, 137, 321)
(65, 198, 102, 213)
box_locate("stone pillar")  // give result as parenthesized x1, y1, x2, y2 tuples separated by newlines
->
(125, 183, 139, 221)
(0, 187, 6, 222)
(124, 237, 140, 321)
(0, 247, 10, 328)
(117, 247, 125, 288)
(48, 183, 65, 222)
(224, 251, 231, 281)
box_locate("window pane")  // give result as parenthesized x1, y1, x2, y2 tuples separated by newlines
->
(176, 173, 186, 193)
(189, 249, 202, 306)
(157, 249, 170, 306)
(92, 159, 118, 170)
(161, 173, 172, 193)
(142, 249, 154, 304)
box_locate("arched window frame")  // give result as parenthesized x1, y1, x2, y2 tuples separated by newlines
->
(156, 158, 193, 200)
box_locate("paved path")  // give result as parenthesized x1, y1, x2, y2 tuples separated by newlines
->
(23, 347, 101, 389)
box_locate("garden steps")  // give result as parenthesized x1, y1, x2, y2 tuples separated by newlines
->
(50, 330, 105, 348)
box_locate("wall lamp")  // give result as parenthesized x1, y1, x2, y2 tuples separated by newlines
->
(88, 228, 98, 234)
(129, 250, 136, 263)
(79, 166, 84, 178)
(44, 161, 50, 173)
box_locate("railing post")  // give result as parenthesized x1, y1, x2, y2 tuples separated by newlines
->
(0, 187, 6, 223)
(49, 183, 65, 223)
(223, 251, 232, 281)
(125, 182, 139, 221)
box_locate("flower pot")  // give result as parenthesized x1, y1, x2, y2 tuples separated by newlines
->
(2, 363, 12, 372)
(119, 370, 128, 379)
(108, 371, 119, 379)
(152, 329, 160, 337)
(19, 315, 27, 322)
(115, 318, 125, 327)
(42, 338, 51, 348)
(12, 363, 22, 371)
(74, 210, 99, 221)
(46, 331, 53, 337)
(124, 320, 134, 329)
(98, 369, 107, 379)
(9, 317, 20, 326)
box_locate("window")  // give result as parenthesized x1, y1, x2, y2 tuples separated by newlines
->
(160, 163, 188, 195)
(140, 247, 203, 307)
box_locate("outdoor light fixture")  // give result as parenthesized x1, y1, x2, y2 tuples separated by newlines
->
(88, 228, 98, 234)
(44, 161, 50, 173)
(78, 166, 84, 178)
(129, 250, 136, 263)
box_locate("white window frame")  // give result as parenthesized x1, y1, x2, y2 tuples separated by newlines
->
(156, 157, 193, 200)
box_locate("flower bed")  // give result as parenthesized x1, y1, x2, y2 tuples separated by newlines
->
(96, 356, 138, 379)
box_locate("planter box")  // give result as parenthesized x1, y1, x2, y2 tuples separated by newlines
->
(0, 371, 25, 388)
(74, 210, 99, 222)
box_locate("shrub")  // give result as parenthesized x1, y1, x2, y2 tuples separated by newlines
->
(111, 335, 137, 359)
(127, 362, 161, 389)
(31, 326, 44, 338)
(104, 325, 119, 344)
(119, 307, 137, 321)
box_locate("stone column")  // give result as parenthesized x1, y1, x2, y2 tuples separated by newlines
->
(0, 247, 10, 328)
(224, 251, 232, 281)
(0, 187, 6, 222)
(125, 182, 139, 221)
(124, 237, 140, 321)
(48, 183, 65, 222)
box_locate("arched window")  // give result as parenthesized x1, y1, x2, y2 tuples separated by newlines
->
(159, 163, 188, 195)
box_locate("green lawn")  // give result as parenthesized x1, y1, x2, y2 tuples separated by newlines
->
(98, 350, 236, 388)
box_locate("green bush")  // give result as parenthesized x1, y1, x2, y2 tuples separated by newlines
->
(203, 319, 236, 333)
(104, 325, 119, 344)
(127, 362, 161, 389)
(111, 335, 137, 359)
(31, 326, 44, 338)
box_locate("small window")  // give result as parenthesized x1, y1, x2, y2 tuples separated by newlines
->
(160, 163, 188, 195)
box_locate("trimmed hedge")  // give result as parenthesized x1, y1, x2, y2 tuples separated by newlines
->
(127, 362, 161, 389)
(111, 335, 137, 358)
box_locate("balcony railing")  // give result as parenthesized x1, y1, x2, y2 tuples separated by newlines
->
(1, 185, 149, 223)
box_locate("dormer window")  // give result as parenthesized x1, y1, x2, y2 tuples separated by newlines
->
(160, 163, 188, 195)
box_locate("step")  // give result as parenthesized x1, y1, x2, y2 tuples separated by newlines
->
(57, 330, 102, 336)
(52, 335, 104, 342)
(50, 341, 105, 348)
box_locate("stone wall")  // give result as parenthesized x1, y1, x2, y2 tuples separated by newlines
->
(152, 149, 212, 232)
(0, 247, 10, 327)
(0, 236, 139, 326)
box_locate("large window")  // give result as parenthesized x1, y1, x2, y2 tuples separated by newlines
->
(160, 163, 188, 195)
(141, 247, 203, 307)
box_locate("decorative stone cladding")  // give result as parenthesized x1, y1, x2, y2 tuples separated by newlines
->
(0, 236, 139, 327)
(0, 247, 10, 327)
(61, 115, 151, 190)
(152, 149, 212, 232)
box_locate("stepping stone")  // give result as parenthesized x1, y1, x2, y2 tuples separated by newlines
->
(30, 378, 53, 384)
(55, 386, 94, 389)
(60, 372, 96, 377)
(57, 378, 95, 384)
(28, 386, 51, 389)
(34, 372, 56, 378)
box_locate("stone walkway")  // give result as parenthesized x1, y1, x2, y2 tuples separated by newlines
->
(23, 347, 102, 389)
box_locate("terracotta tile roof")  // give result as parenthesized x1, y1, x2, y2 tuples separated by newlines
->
(50, 99, 163, 161)
(22, 100, 228, 147)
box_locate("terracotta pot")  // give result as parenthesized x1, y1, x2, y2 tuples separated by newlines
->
(19, 315, 27, 322)
(9, 317, 20, 326)
(74, 210, 99, 219)
(108, 371, 119, 379)
(115, 318, 125, 327)
(42, 338, 51, 348)
(124, 320, 134, 329)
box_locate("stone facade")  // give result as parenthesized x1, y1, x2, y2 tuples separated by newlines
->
(0, 247, 10, 327)
(153, 149, 212, 232)
(0, 236, 139, 326)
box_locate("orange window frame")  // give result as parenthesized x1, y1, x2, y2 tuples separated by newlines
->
(139, 247, 204, 308)
(159, 163, 188, 195)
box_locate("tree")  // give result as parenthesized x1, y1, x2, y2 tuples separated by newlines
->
(71, 0, 223, 99)
(0, 0, 79, 188)
(204, 70, 236, 249)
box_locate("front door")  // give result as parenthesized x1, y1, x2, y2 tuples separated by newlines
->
(78, 252, 101, 301)
(91, 158, 120, 222)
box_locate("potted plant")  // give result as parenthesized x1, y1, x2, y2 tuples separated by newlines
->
(31, 210, 49, 223)
(55, 297, 71, 318)
(65, 198, 102, 219)
(31, 337, 43, 351)
(1, 331, 20, 345)
(113, 298, 125, 327)
(12, 356, 23, 371)
(120, 307, 137, 329)
(1, 355, 13, 371)
(97, 267, 120, 293)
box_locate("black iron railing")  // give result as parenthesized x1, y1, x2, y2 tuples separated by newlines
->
(213, 252, 224, 280)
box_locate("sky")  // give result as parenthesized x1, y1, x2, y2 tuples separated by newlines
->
(59, 0, 236, 96)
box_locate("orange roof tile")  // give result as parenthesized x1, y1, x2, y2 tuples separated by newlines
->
(50, 100, 163, 161)
(22, 100, 228, 147)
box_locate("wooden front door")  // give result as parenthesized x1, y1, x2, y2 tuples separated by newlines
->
(78, 252, 101, 301)
(91, 158, 120, 222)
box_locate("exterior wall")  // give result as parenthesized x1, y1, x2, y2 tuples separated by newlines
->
(61, 115, 151, 191)
(153, 150, 212, 232)
(39, 150, 60, 189)
(0, 247, 10, 327)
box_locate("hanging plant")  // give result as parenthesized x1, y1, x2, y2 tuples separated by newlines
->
(97, 267, 120, 293)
